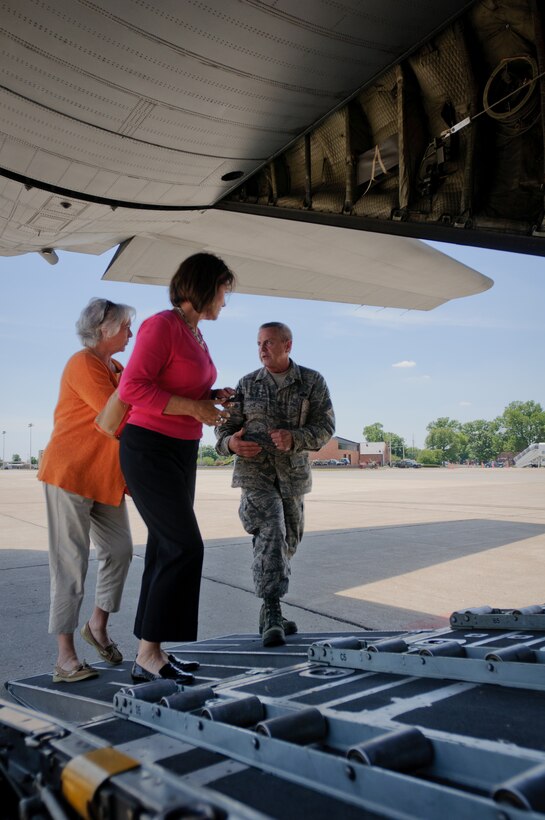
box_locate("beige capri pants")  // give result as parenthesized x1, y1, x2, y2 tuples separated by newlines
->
(44, 483, 133, 634)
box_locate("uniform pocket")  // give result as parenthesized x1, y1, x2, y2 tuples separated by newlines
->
(290, 453, 309, 470)
(244, 398, 268, 420)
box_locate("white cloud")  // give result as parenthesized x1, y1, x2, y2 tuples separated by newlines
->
(392, 360, 416, 369)
(459, 401, 472, 407)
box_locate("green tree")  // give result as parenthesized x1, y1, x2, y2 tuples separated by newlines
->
(456, 432, 470, 463)
(497, 401, 545, 452)
(424, 426, 463, 461)
(12, 453, 21, 463)
(425, 418, 464, 461)
(418, 449, 443, 466)
(462, 419, 501, 463)
(363, 423, 385, 441)
(426, 417, 461, 432)
(198, 445, 218, 462)
(387, 433, 406, 460)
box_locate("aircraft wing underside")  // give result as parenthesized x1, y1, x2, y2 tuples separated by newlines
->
(3, 1, 542, 306)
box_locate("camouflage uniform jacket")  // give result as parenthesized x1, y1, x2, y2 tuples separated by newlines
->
(215, 360, 335, 497)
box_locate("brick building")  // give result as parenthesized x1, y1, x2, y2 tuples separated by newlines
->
(312, 437, 393, 467)
(312, 436, 360, 465)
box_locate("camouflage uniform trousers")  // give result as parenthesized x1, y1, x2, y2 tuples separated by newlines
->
(239, 486, 305, 599)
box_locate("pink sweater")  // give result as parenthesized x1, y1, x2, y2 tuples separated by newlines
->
(119, 309, 217, 440)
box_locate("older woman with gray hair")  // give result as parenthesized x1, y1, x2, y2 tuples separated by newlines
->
(38, 297, 135, 683)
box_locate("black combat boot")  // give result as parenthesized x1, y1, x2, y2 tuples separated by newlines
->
(259, 603, 297, 637)
(261, 598, 286, 647)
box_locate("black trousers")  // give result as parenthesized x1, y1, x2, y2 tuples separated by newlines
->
(120, 424, 203, 643)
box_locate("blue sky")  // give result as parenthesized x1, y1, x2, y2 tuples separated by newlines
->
(0, 239, 542, 461)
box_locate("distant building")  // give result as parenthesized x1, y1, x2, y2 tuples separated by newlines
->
(359, 441, 391, 467)
(312, 437, 393, 467)
(312, 436, 360, 465)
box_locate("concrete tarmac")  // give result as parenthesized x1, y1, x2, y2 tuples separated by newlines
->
(1, 465, 545, 688)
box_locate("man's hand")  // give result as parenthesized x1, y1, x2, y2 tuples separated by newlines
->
(228, 428, 262, 457)
(270, 429, 293, 452)
(214, 387, 236, 404)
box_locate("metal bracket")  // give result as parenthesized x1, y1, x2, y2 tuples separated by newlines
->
(450, 605, 545, 631)
(308, 637, 545, 692)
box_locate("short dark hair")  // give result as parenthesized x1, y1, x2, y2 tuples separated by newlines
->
(169, 253, 235, 313)
(259, 322, 292, 342)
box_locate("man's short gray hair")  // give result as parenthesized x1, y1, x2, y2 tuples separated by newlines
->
(259, 322, 292, 341)
(76, 298, 136, 348)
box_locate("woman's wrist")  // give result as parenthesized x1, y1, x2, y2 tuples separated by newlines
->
(164, 395, 196, 417)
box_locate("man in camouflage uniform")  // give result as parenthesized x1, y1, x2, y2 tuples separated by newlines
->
(215, 322, 335, 646)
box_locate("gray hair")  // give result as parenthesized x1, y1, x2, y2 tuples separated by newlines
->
(259, 322, 292, 341)
(76, 298, 136, 348)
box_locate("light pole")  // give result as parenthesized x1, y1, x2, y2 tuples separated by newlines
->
(2, 430, 5, 467)
(28, 423, 33, 467)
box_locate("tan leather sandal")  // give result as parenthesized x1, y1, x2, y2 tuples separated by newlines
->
(52, 661, 98, 683)
(81, 621, 123, 665)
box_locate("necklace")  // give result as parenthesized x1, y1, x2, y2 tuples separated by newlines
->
(175, 306, 207, 351)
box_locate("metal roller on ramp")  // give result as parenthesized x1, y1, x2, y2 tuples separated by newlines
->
(2, 610, 545, 818)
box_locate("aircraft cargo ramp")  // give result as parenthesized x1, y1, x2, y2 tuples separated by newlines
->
(4, 607, 545, 819)
(514, 444, 545, 468)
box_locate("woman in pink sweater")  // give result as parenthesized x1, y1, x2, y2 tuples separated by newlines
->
(119, 253, 235, 683)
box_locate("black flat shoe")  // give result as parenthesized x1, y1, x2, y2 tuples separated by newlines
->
(131, 661, 195, 685)
(167, 653, 200, 672)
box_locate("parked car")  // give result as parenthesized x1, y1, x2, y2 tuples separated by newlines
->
(313, 458, 350, 466)
(395, 459, 422, 468)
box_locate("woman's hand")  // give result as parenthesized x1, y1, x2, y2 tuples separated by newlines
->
(164, 395, 229, 425)
(192, 399, 230, 427)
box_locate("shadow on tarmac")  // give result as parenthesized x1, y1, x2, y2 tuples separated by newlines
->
(3, 516, 544, 691)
